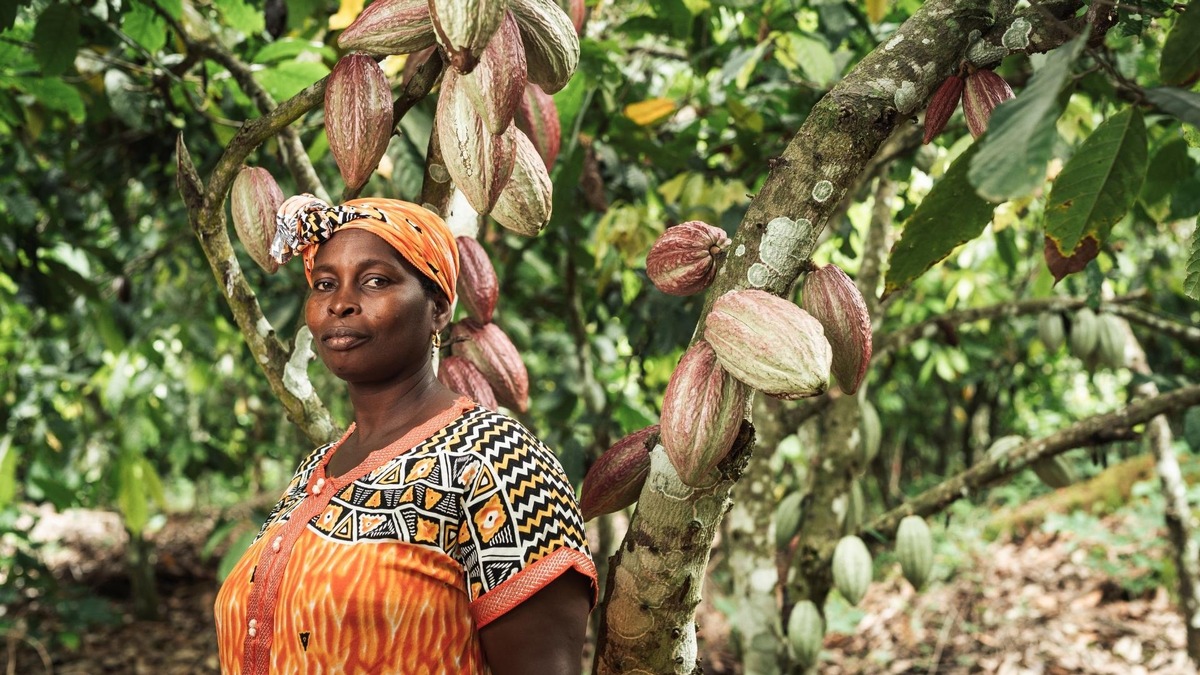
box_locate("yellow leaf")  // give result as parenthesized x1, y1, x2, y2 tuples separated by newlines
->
(329, 0, 365, 31)
(866, 0, 887, 23)
(624, 98, 676, 126)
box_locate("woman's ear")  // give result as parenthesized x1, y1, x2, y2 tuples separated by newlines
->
(430, 293, 453, 333)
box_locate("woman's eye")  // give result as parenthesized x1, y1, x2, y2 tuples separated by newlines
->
(313, 279, 334, 291)
(365, 277, 389, 288)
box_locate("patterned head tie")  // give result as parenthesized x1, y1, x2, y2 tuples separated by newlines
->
(270, 195, 459, 304)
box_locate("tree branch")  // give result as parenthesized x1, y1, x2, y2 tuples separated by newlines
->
(854, 382, 1200, 548)
(1109, 303, 1200, 350)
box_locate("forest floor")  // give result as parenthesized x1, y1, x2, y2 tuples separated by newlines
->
(3, 488, 1198, 674)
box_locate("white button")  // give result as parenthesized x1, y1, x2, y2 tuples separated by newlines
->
(272, 536, 282, 551)
(249, 619, 257, 628)
(312, 485, 322, 496)
(248, 627, 257, 637)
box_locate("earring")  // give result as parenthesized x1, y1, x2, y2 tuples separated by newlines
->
(432, 331, 443, 350)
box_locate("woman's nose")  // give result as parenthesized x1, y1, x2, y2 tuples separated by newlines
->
(328, 290, 359, 316)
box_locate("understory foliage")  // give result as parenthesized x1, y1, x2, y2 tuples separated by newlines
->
(2, 0, 1200, 670)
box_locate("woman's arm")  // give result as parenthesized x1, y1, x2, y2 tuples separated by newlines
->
(479, 570, 593, 675)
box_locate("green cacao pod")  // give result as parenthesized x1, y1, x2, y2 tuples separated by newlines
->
(1038, 313, 1065, 352)
(831, 535, 872, 606)
(1068, 308, 1099, 360)
(786, 600, 824, 669)
(840, 479, 865, 536)
(1032, 455, 1075, 489)
(895, 515, 933, 590)
(1096, 314, 1127, 369)
(774, 491, 804, 550)
(858, 399, 881, 466)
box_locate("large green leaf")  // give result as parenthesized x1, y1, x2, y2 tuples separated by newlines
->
(33, 3, 81, 76)
(9, 76, 86, 122)
(1146, 87, 1200, 129)
(1141, 137, 1194, 208)
(1187, 218, 1200, 300)
(884, 144, 1000, 297)
(252, 61, 329, 104)
(0, 436, 16, 508)
(968, 33, 1086, 201)
(1161, 3, 1200, 85)
(122, 2, 167, 54)
(1044, 108, 1147, 255)
(214, 0, 266, 36)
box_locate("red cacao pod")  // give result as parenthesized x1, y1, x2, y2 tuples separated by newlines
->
(962, 69, 1014, 139)
(661, 340, 749, 487)
(456, 236, 499, 323)
(579, 425, 658, 520)
(436, 67, 517, 215)
(460, 11, 527, 136)
(645, 221, 731, 296)
(705, 290, 831, 400)
(451, 319, 529, 412)
(230, 166, 284, 273)
(515, 83, 561, 168)
(337, 0, 436, 55)
(801, 264, 872, 395)
(922, 74, 964, 144)
(429, 0, 507, 74)
(325, 54, 395, 191)
(438, 354, 498, 410)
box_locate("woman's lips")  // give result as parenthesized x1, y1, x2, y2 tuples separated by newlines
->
(321, 327, 368, 351)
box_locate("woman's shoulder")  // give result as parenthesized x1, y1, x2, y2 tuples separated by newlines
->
(451, 405, 553, 458)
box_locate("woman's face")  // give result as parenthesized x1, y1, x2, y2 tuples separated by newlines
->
(304, 229, 448, 385)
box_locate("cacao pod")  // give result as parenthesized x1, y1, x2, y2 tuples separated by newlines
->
(456, 236, 499, 323)
(923, 74, 964, 144)
(337, 0, 437, 55)
(840, 479, 865, 536)
(1038, 312, 1065, 352)
(459, 11, 527, 135)
(895, 515, 933, 589)
(986, 435, 1025, 460)
(230, 166, 284, 273)
(802, 264, 872, 395)
(787, 600, 824, 669)
(325, 54, 394, 191)
(436, 67, 517, 214)
(1033, 455, 1075, 489)
(491, 127, 553, 236)
(515, 83, 561, 168)
(1096, 313, 1127, 369)
(832, 535, 872, 606)
(510, 0, 579, 93)
(706, 290, 832, 400)
(437, 354, 499, 410)
(429, 0, 508, 73)
(962, 69, 1014, 138)
(859, 399, 881, 466)
(450, 319, 529, 412)
(1068, 307, 1099, 360)
(774, 491, 804, 551)
(660, 340, 749, 487)
(579, 425, 658, 520)
(645, 221, 731, 296)
(557, 0, 585, 35)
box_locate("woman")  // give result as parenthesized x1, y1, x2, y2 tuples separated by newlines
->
(215, 196, 597, 674)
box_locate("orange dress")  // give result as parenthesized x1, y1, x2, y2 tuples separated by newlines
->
(214, 399, 597, 674)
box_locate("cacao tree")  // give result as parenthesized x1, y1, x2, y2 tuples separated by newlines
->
(3, 0, 1200, 671)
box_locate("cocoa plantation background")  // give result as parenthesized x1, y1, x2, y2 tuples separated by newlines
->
(3, 0, 1200, 671)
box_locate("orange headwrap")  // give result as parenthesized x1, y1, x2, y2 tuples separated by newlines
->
(270, 195, 458, 304)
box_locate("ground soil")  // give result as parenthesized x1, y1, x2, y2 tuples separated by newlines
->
(3, 507, 1197, 674)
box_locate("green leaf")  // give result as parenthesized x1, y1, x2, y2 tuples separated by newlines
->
(1141, 138, 1194, 208)
(214, 0, 266, 36)
(33, 4, 81, 76)
(157, 0, 184, 20)
(1044, 108, 1147, 255)
(117, 452, 149, 534)
(1145, 87, 1200, 129)
(0, 436, 17, 508)
(11, 76, 86, 123)
(122, 2, 167, 54)
(253, 61, 329, 104)
(1160, 4, 1200, 85)
(253, 38, 337, 65)
(884, 144, 1000, 297)
(968, 33, 1086, 201)
(1186, 216, 1200, 300)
